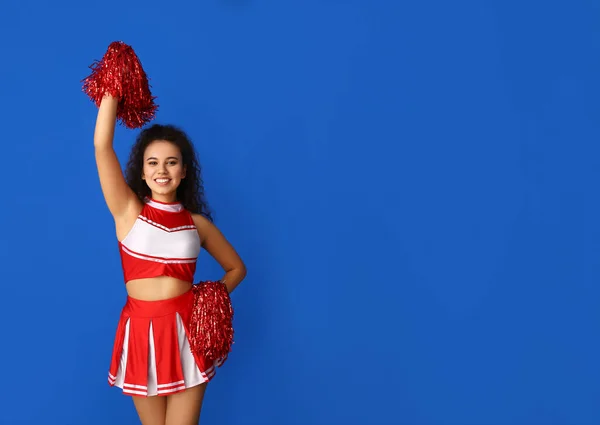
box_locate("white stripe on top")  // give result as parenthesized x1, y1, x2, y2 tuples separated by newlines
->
(121, 218, 201, 260)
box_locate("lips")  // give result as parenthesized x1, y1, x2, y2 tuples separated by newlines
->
(154, 178, 171, 186)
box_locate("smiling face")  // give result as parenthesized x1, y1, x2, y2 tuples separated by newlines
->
(142, 140, 187, 203)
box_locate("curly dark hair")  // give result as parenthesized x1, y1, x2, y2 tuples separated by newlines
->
(124, 124, 213, 222)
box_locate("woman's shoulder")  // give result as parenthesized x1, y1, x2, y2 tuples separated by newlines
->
(190, 212, 218, 240)
(190, 212, 213, 228)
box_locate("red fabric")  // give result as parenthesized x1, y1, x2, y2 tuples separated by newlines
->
(152, 309, 184, 385)
(141, 202, 195, 229)
(125, 315, 151, 389)
(118, 201, 199, 284)
(118, 246, 197, 283)
(108, 290, 217, 397)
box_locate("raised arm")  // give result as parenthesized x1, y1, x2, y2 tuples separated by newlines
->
(94, 95, 140, 220)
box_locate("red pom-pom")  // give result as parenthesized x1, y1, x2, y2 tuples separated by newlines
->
(82, 41, 158, 129)
(189, 281, 234, 365)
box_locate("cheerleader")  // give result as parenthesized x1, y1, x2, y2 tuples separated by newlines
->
(94, 93, 246, 425)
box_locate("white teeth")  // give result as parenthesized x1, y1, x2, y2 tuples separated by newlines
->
(155, 179, 170, 183)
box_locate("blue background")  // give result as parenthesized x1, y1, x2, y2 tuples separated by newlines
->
(0, 1, 598, 424)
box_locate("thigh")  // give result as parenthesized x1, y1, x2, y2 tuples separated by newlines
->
(165, 383, 208, 425)
(132, 395, 167, 425)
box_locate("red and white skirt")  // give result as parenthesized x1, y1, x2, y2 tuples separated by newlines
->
(108, 289, 222, 397)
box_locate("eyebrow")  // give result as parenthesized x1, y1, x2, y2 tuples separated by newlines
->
(145, 156, 180, 161)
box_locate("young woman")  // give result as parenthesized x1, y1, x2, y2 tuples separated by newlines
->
(95, 94, 246, 425)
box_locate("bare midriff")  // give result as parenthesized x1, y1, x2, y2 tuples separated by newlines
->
(125, 276, 193, 301)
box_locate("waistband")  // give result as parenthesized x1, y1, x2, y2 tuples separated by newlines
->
(122, 288, 194, 318)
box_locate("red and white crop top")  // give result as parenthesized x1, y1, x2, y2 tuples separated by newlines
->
(118, 198, 201, 284)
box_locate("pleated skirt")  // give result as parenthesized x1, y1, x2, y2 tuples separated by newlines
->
(108, 288, 222, 397)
